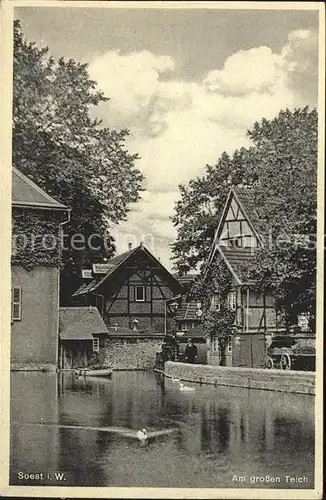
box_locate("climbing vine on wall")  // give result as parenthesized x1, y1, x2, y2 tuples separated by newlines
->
(203, 306, 236, 349)
(189, 255, 233, 309)
(12, 209, 64, 270)
(188, 254, 236, 364)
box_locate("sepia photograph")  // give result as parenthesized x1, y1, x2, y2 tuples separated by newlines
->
(0, 1, 324, 498)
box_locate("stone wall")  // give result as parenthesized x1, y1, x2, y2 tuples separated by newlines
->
(164, 361, 315, 395)
(101, 337, 163, 370)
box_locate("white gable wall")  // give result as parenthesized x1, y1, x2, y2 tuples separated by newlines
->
(218, 194, 258, 248)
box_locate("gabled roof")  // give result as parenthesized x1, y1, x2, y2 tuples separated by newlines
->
(59, 306, 108, 340)
(233, 187, 265, 234)
(12, 167, 67, 210)
(217, 246, 259, 285)
(213, 186, 263, 248)
(72, 247, 139, 297)
(206, 185, 265, 275)
(175, 296, 201, 322)
(72, 244, 182, 297)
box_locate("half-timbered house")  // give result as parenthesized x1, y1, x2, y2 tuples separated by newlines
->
(207, 186, 278, 368)
(72, 243, 182, 331)
(71, 244, 183, 369)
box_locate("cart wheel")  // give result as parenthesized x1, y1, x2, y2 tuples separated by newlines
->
(280, 354, 291, 370)
(266, 356, 274, 369)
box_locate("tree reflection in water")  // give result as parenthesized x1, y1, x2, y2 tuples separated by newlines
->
(10, 371, 315, 488)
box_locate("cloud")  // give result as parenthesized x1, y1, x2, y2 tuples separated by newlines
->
(203, 46, 282, 96)
(88, 28, 318, 267)
(203, 28, 318, 104)
(280, 29, 318, 104)
(89, 49, 175, 130)
(110, 190, 178, 269)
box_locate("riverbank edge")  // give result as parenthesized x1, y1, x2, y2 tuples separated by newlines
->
(10, 365, 149, 372)
(164, 361, 315, 395)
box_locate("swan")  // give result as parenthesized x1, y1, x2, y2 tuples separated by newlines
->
(16, 422, 179, 441)
(136, 428, 148, 441)
(179, 383, 196, 392)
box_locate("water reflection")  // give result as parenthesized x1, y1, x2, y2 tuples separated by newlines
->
(11, 371, 314, 488)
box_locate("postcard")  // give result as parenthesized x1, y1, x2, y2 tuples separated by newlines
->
(0, 1, 324, 498)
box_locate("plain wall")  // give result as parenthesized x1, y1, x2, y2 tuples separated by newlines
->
(11, 265, 59, 370)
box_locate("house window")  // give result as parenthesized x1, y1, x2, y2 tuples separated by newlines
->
(11, 287, 22, 321)
(93, 337, 100, 352)
(212, 338, 219, 353)
(181, 323, 187, 331)
(229, 237, 242, 248)
(211, 294, 220, 311)
(135, 285, 145, 302)
(227, 291, 236, 311)
(227, 342, 232, 353)
(228, 221, 241, 238)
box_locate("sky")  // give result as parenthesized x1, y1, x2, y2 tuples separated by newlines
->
(15, 6, 319, 270)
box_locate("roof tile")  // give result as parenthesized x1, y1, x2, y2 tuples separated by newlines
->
(233, 186, 267, 234)
(59, 306, 108, 340)
(219, 246, 258, 281)
(72, 245, 182, 297)
(175, 296, 201, 321)
(12, 168, 67, 210)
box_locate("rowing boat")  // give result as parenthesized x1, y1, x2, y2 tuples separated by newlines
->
(75, 367, 113, 378)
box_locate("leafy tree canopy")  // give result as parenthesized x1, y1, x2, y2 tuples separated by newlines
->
(13, 20, 144, 303)
(172, 107, 317, 326)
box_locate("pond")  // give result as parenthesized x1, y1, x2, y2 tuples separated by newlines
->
(10, 370, 315, 489)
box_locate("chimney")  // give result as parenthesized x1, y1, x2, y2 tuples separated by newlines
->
(140, 240, 144, 250)
(128, 242, 132, 250)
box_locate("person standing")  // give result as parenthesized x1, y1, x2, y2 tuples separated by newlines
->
(161, 340, 169, 364)
(184, 338, 198, 364)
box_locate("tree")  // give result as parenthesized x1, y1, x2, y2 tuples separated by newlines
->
(173, 107, 317, 328)
(171, 148, 258, 274)
(243, 108, 317, 328)
(13, 20, 144, 303)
